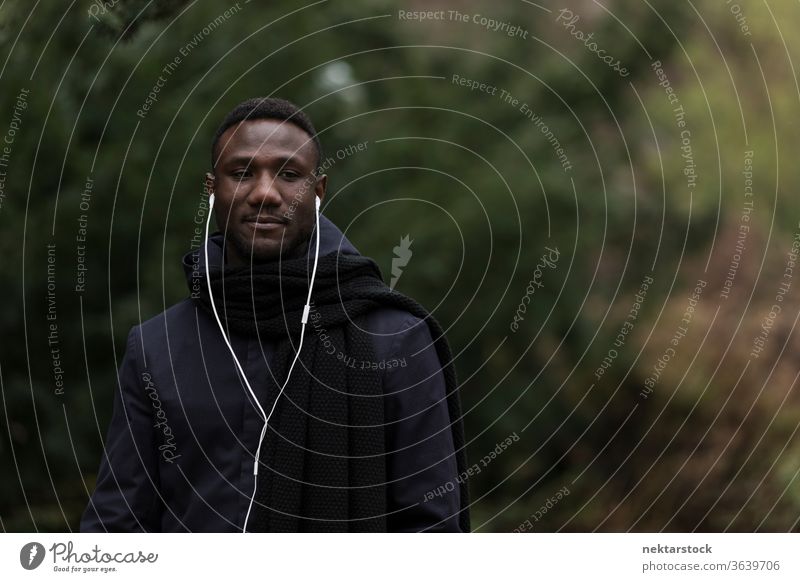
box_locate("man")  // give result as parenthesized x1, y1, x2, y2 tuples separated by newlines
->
(81, 97, 470, 532)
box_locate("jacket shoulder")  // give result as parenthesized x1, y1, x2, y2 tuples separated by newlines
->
(137, 298, 198, 341)
(357, 305, 423, 336)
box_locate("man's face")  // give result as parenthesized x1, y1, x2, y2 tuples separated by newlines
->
(208, 118, 326, 266)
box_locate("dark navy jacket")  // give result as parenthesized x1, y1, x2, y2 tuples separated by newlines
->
(81, 215, 462, 532)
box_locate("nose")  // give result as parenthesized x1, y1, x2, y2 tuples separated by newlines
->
(245, 171, 282, 209)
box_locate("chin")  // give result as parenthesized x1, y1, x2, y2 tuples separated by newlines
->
(237, 239, 302, 264)
(247, 244, 287, 263)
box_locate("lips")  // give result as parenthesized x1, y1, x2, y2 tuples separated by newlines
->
(243, 216, 288, 231)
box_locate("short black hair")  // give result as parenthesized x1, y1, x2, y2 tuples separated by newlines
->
(210, 97, 322, 169)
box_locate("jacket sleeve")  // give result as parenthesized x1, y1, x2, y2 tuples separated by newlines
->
(385, 315, 463, 532)
(80, 326, 162, 532)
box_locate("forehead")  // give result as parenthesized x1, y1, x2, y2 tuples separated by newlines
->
(216, 118, 315, 163)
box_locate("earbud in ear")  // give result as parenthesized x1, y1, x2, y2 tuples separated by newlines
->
(315, 196, 320, 211)
(209, 193, 215, 207)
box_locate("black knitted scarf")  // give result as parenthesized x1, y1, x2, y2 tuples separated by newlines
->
(191, 243, 471, 532)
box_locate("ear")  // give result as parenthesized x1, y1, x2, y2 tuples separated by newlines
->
(314, 173, 327, 203)
(204, 171, 215, 195)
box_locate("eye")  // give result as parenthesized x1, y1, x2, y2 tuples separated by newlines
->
(230, 169, 250, 180)
(280, 169, 301, 179)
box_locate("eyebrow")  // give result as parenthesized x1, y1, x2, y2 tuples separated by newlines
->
(221, 153, 311, 168)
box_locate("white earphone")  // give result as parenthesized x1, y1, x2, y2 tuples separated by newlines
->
(204, 191, 321, 532)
